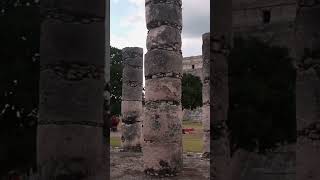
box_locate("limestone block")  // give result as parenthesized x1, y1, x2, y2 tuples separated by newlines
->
(122, 47, 143, 67)
(145, 1, 182, 30)
(122, 66, 143, 83)
(144, 49, 182, 77)
(121, 83, 142, 101)
(147, 25, 181, 51)
(123, 57, 143, 68)
(142, 141, 183, 176)
(122, 47, 143, 59)
(202, 58, 210, 78)
(41, 0, 105, 17)
(202, 105, 210, 131)
(121, 101, 142, 123)
(39, 71, 104, 124)
(202, 33, 210, 60)
(145, 77, 181, 102)
(41, 21, 105, 66)
(143, 102, 182, 143)
(202, 83, 210, 104)
(121, 122, 142, 149)
(203, 130, 210, 154)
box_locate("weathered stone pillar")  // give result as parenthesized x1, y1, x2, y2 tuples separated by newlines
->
(143, 0, 183, 177)
(295, 3, 320, 180)
(211, 0, 232, 179)
(38, 0, 108, 179)
(121, 47, 143, 152)
(202, 33, 210, 158)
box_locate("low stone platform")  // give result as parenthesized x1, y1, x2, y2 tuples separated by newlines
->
(110, 147, 210, 180)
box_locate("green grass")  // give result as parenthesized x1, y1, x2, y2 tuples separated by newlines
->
(110, 121, 203, 152)
(110, 136, 121, 147)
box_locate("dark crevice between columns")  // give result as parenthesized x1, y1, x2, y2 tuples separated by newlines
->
(40, 62, 104, 81)
(144, 160, 179, 177)
(146, 0, 182, 7)
(147, 21, 182, 31)
(38, 120, 104, 127)
(145, 100, 180, 106)
(41, 9, 104, 24)
(145, 72, 182, 80)
(123, 80, 143, 87)
(149, 45, 182, 54)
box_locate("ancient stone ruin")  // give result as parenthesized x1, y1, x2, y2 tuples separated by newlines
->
(143, 0, 183, 177)
(202, 33, 210, 158)
(121, 47, 143, 152)
(38, 0, 108, 179)
(211, 0, 232, 179)
(295, 2, 320, 180)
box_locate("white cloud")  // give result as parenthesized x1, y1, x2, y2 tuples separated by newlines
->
(128, 0, 144, 7)
(111, 0, 147, 51)
(111, 0, 210, 57)
(112, 0, 120, 4)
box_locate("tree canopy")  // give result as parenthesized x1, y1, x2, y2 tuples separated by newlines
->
(181, 73, 203, 110)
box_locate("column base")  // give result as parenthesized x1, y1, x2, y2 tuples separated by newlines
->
(144, 166, 179, 177)
(120, 145, 142, 152)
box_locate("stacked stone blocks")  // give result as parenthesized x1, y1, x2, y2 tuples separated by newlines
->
(121, 47, 143, 152)
(202, 33, 210, 158)
(143, 0, 183, 177)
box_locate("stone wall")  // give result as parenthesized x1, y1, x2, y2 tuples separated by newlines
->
(182, 107, 202, 122)
(182, 56, 203, 122)
(183, 56, 203, 82)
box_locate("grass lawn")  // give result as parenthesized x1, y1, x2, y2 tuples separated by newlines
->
(110, 136, 121, 147)
(110, 121, 203, 153)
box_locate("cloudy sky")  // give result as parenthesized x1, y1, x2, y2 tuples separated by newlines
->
(111, 0, 210, 57)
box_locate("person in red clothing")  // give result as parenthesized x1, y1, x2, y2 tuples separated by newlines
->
(111, 115, 120, 132)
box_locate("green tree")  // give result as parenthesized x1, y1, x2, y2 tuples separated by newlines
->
(181, 73, 202, 110)
(110, 46, 123, 116)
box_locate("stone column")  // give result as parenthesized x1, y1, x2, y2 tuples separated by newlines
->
(202, 33, 210, 158)
(121, 47, 143, 152)
(211, 0, 232, 179)
(143, 0, 183, 177)
(295, 3, 320, 180)
(37, 0, 107, 179)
